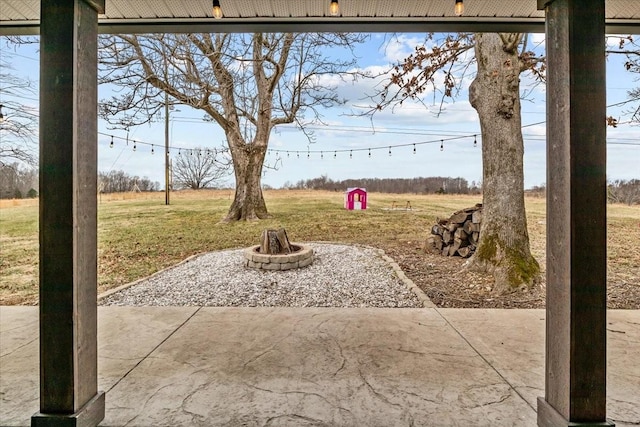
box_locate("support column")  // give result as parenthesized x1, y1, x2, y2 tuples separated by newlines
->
(537, 0, 612, 426)
(32, 0, 105, 426)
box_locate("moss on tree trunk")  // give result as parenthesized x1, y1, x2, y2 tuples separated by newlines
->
(467, 33, 540, 293)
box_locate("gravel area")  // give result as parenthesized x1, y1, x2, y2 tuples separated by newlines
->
(100, 243, 423, 308)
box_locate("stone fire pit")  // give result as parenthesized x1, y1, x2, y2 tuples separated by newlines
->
(244, 243, 314, 270)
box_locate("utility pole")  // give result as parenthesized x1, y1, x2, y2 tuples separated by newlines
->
(164, 91, 170, 205)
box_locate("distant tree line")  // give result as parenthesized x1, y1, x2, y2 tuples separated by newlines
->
(0, 163, 38, 199)
(524, 180, 640, 205)
(608, 179, 640, 205)
(282, 175, 482, 195)
(525, 183, 546, 198)
(98, 170, 160, 193)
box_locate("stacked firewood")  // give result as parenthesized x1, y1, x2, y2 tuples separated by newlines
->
(425, 204, 482, 258)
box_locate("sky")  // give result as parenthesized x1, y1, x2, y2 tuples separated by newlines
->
(1, 33, 639, 190)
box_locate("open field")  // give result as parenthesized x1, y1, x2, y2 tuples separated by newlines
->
(1, 189, 638, 307)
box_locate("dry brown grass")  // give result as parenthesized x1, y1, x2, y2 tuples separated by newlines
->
(1, 189, 638, 307)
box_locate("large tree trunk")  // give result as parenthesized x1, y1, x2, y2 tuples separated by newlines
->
(467, 33, 540, 293)
(224, 136, 269, 221)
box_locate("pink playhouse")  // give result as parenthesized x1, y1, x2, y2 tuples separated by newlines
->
(344, 187, 367, 210)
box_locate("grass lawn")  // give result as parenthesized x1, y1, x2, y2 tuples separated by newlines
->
(1, 189, 638, 306)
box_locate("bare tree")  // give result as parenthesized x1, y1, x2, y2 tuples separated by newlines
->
(98, 33, 368, 220)
(607, 36, 640, 124)
(0, 53, 38, 166)
(172, 147, 230, 190)
(98, 170, 160, 193)
(371, 33, 544, 293)
(608, 179, 640, 206)
(0, 162, 37, 199)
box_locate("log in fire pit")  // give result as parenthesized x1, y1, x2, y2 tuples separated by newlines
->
(244, 228, 314, 270)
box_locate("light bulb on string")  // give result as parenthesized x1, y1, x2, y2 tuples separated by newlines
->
(454, 0, 464, 16)
(109, 136, 114, 148)
(473, 134, 477, 147)
(296, 151, 299, 158)
(388, 146, 392, 156)
(178, 149, 182, 156)
(368, 148, 371, 158)
(413, 144, 416, 154)
(329, 0, 339, 16)
(133, 141, 137, 151)
(321, 151, 324, 159)
(212, 0, 223, 19)
(307, 151, 310, 159)
(349, 150, 353, 159)
(287, 152, 290, 158)
(334, 151, 337, 159)
(440, 140, 444, 151)
(151, 144, 155, 154)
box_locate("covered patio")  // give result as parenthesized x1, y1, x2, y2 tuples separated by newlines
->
(1, 1, 639, 426)
(2, 306, 639, 426)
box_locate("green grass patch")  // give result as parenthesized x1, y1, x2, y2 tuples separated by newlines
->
(0, 189, 638, 305)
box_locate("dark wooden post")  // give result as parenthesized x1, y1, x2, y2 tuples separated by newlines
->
(537, 1, 613, 426)
(32, 0, 105, 426)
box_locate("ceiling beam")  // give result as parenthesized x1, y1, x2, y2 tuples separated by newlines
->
(2, 17, 640, 36)
(3, 17, 547, 36)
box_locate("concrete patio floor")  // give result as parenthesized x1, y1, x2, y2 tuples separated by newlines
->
(1, 307, 638, 426)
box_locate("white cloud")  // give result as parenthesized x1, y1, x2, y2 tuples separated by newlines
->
(379, 34, 425, 63)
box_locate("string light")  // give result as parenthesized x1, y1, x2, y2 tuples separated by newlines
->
(96, 130, 506, 169)
(454, 0, 464, 16)
(212, 0, 223, 19)
(99, 130, 483, 158)
(98, 126, 639, 171)
(329, 0, 339, 16)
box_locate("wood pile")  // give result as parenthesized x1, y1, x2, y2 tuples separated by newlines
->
(425, 204, 482, 258)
